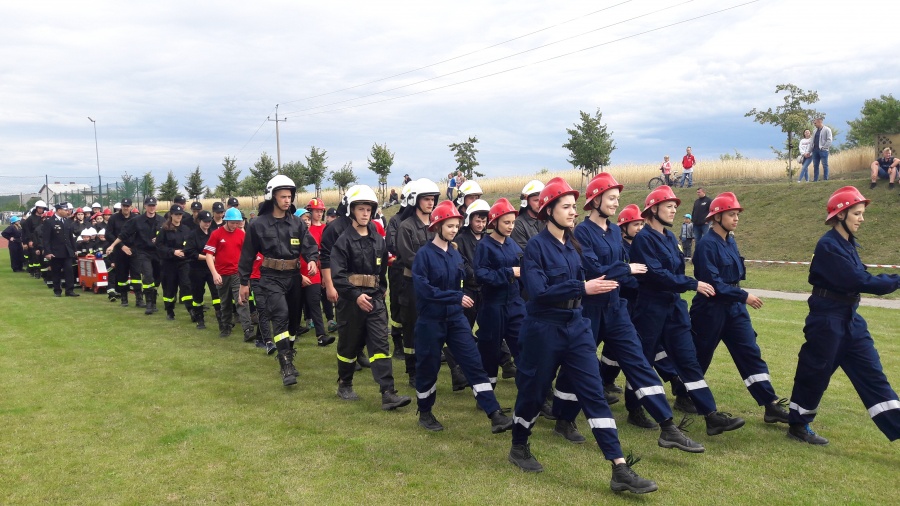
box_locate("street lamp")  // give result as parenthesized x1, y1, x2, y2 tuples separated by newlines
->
(88, 117, 102, 205)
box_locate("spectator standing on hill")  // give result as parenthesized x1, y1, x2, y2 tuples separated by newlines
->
(446, 172, 457, 200)
(691, 188, 712, 243)
(680, 147, 696, 188)
(680, 214, 694, 259)
(798, 129, 813, 182)
(870, 147, 899, 190)
(660, 156, 672, 186)
(811, 117, 833, 182)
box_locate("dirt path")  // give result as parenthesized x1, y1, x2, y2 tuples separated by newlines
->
(747, 288, 900, 310)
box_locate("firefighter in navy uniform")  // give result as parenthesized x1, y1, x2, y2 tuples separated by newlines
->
(787, 186, 900, 445)
(109, 196, 165, 314)
(412, 200, 513, 434)
(156, 204, 194, 320)
(104, 199, 136, 305)
(395, 178, 441, 387)
(330, 185, 412, 410)
(505, 178, 657, 494)
(43, 203, 80, 297)
(690, 192, 790, 425)
(238, 175, 320, 387)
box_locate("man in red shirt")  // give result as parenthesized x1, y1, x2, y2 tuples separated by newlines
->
(303, 198, 336, 346)
(681, 146, 697, 188)
(205, 208, 252, 339)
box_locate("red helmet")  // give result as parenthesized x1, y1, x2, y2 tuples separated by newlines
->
(642, 185, 681, 216)
(305, 198, 326, 211)
(91, 213, 102, 221)
(706, 192, 743, 222)
(583, 173, 624, 211)
(617, 204, 643, 226)
(44, 209, 54, 218)
(826, 186, 869, 223)
(429, 200, 463, 231)
(488, 198, 517, 228)
(102, 208, 113, 216)
(537, 177, 579, 219)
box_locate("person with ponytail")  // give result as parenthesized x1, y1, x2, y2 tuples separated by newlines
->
(156, 204, 194, 321)
(507, 177, 658, 494)
(628, 185, 745, 437)
(787, 186, 900, 445)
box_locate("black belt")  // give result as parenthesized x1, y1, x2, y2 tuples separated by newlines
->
(812, 287, 860, 305)
(550, 298, 582, 309)
(726, 282, 740, 288)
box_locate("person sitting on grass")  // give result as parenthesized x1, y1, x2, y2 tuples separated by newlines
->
(870, 147, 899, 190)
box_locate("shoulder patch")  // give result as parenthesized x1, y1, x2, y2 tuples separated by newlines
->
(290, 238, 300, 245)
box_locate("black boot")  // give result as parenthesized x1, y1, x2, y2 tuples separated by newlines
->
(336, 380, 359, 401)
(627, 408, 658, 429)
(185, 302, 196, 321)
(501, 358, 517, 379)
(145, 290, 157, 315)
(277, 343, 298, 386)
(120, 291, 129, 307)
(673, 395, 697, 414)
(134, 291, 145, 308)
(787, 423, 829, 445)
(705, 411, 745, 436)
(489, 410, 513, 434)
(764, 398, 790, 424)
(194, 308, 206, 330)
(553, 419, 586, 443)
(658, 417, 705, 453)
(610, 455, 658, 494)
(450, 365, 469, 392)
(381, 390, 411, 410)
(418, 410, 444, 432)
(508, 443, 543, 473)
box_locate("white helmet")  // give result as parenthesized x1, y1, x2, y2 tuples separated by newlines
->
(35, 200, 47, 209)
(520, 179, 545, 209)
(81, 227, 97, 237)
(113, 202, 122, 210)
(463, 198, 490, 227)
(345, 185, 379, 216)
(455, 180, 483, 206)
(264, 174, 296, 201)
(97, 228, 106, 235)
(407, 178, 440, 208)
(399, 181, 414, 208)
(66, 202, 74, 210)
(91, 202, 101, 209)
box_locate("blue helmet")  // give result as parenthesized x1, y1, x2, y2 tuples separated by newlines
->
(10, 216, 20, 224)
(223, 208, 243, 221)
(294, 208, 308, 217)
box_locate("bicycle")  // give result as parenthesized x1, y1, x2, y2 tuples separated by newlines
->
(648, 170, 682, 189)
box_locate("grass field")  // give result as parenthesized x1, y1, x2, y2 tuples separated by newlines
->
(0, 248, 898, 505)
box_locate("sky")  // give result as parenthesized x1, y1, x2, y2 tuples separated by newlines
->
(1, 0, 897, 196)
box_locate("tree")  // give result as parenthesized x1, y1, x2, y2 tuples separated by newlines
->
(279, 160, 307, 193)
(448, 136, 483, 179)
(246, 152, 277, 196)
(217, 156, 241, 197)
(140, 171, 156, 198)
(331, 162, 358, 197)
(303, 146, 329, 198)
(158, 171, 181, 202)
(719, 149, 745, 161)
(562, 109, 616, 180)
(120, 173, 139, 201)
(745, 84, 821, 179)
(368, 143, 395, 203)
(184, 166, 205, 200)
(237, 176, 258, 197)
(203, 186, 215, 199)
(845, 94, 900, 148)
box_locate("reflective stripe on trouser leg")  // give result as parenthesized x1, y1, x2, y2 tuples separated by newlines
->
(362, 299, 395, 392)
(400, 286, 418, 377)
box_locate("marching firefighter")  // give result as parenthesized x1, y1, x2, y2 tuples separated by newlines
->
(330, 185, 412, 410)
(156, 204, 194, 320)
(22, 200, 47, 277)
(3, 216, 25, 272)
(238, 175, 319, 387)
(43, 202, 79, 297)
(104, 198, 135, 305)
(690, 192, 790, 425)
(206, 208, 252, 339)
(395, 178, 441, 386)
(505, 177, 657, 494)
(787, 186, 900, 445)
(629, 185, 745, 436)
(385, 182, 414, 359)
(183, 210, 219, 330)
(510, 180, 545, 251)
(412, 199, 513, 434)
(110, 196, 165, 314)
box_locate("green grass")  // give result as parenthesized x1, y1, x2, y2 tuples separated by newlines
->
(1, 248, 898, 505)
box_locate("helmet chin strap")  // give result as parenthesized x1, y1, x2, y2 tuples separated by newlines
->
(651, 208, 673, 228)
(592, 200, 610, 219)
(839, 216, 857, 245)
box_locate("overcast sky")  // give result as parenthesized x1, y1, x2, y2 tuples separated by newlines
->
(1, 0, 896, 195)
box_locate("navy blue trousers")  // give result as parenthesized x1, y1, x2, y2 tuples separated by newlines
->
(475, 301, 523, 385)
(415, 313, 500, 416)
(512, 310, 623, 460)
(789, 308, 900, 441)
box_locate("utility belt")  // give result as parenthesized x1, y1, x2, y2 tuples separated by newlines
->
(549, 297, 582, 310)
(348, 274, 378, 288)
(261, 258, 299, 271)
(812, 286, 860, 305)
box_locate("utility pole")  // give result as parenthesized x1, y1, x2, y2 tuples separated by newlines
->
(88, 117, 102, 204)
(268, 104, 287, 170)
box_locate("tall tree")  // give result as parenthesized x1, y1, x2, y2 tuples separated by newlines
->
(331, 162, 358, 197)
(448, 136, 483, 179)
(120, 172, 139, 201)
(562, 109, 616, 180)
(845, 94, 900, 148)
(303, 146, 329, 198)
(217, 156, 241, 197)
(745, 83, 821, 179)
(158, 171, 181, 202)
(279, 160, 308, 193)
(247, 152, 277, 195)
(367, 143, 395, 203)
(140, 171, 156, 198)
(184, 166, 205, 200)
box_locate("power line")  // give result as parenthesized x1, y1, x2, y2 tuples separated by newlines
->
(287, 0, 758, 119)
(234, 108, 275, 159)
(278, 0, 636, 106)
(280, 0, 694, 116)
